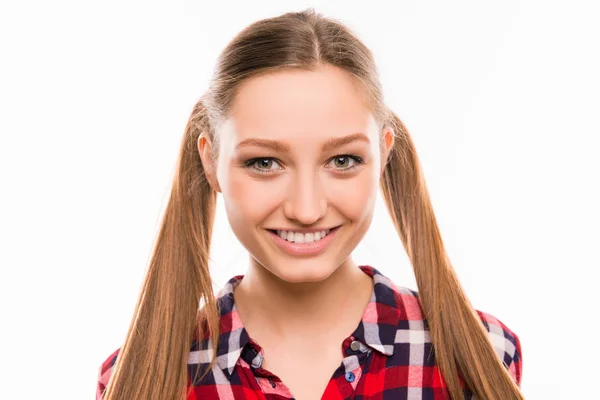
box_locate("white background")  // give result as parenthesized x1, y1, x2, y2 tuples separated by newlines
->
(1, 1, 598, 399)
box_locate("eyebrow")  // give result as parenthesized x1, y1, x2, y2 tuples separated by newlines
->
(234, 132, 371, 152)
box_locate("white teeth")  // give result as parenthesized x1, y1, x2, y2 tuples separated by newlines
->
(276, 228, 334, 243)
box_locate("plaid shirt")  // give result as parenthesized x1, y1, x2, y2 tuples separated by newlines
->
(97, 265, 522, 399)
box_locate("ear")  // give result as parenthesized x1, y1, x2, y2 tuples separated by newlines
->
(197, 132, 222, 193)
(380, 127, 395, 178)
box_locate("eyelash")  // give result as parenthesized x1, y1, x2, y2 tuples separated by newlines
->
(243, 154, 364, 175)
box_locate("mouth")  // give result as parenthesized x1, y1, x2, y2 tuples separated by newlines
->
(266, 225, 341, 243)
(266, 225, 342, 256)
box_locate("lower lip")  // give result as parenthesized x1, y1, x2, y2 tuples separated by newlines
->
(267, 226, 341, 256)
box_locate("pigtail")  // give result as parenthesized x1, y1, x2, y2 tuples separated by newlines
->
(380, 110, 524, 400)
(101, 99, 220, 400)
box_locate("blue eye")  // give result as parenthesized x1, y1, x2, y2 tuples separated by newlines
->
(243, 154, 364, 175)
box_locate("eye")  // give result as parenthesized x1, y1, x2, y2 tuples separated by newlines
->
(329, 155, 362, 171)
(244, 158, 282, 174)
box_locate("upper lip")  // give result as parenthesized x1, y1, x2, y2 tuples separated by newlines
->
(267, 225, 340, 233)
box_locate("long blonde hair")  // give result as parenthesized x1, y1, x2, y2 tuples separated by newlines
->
(102, 8, 524, 400)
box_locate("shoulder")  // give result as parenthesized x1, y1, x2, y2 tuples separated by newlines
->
(388, 282, 522, 386)
(96, 347, 121, 400)
(474, 309, 523, 386)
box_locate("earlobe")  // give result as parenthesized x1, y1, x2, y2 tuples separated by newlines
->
(197, 133, 222, 193)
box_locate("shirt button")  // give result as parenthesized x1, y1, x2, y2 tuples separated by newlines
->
(350, 340, 361, 351)
(345, 371, 355, 382)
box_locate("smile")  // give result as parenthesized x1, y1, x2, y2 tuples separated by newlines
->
(266, 226, 341, 256)
(272, 228, 333, 243)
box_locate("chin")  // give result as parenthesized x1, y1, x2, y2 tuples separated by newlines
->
(268, 260, 339, 284)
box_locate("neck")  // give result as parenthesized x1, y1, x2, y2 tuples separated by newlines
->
(234, 256, 373, 339)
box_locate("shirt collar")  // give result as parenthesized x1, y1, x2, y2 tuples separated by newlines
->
(208, 265, 402, 377)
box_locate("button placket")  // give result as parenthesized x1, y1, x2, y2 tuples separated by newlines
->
(342, 366, 362, 390)
(341, 353, 365, 390)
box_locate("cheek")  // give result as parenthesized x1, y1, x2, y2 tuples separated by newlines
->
(223, 172, 283, 224)
(326, 171, 379, 220)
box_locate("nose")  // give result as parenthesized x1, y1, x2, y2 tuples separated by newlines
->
(283, 168, 328, 225)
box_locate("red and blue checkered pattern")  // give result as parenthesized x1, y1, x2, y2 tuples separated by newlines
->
(97, 265, 522, 399)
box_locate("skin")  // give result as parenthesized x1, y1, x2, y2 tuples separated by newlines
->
(198, 64, 395, 399)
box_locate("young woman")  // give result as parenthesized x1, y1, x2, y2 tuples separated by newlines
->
(97, 8, 524, 400)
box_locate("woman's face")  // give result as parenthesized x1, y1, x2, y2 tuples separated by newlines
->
(199, 64, 394, 283)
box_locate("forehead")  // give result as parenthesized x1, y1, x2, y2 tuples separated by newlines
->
(227, 65, 375, 141)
